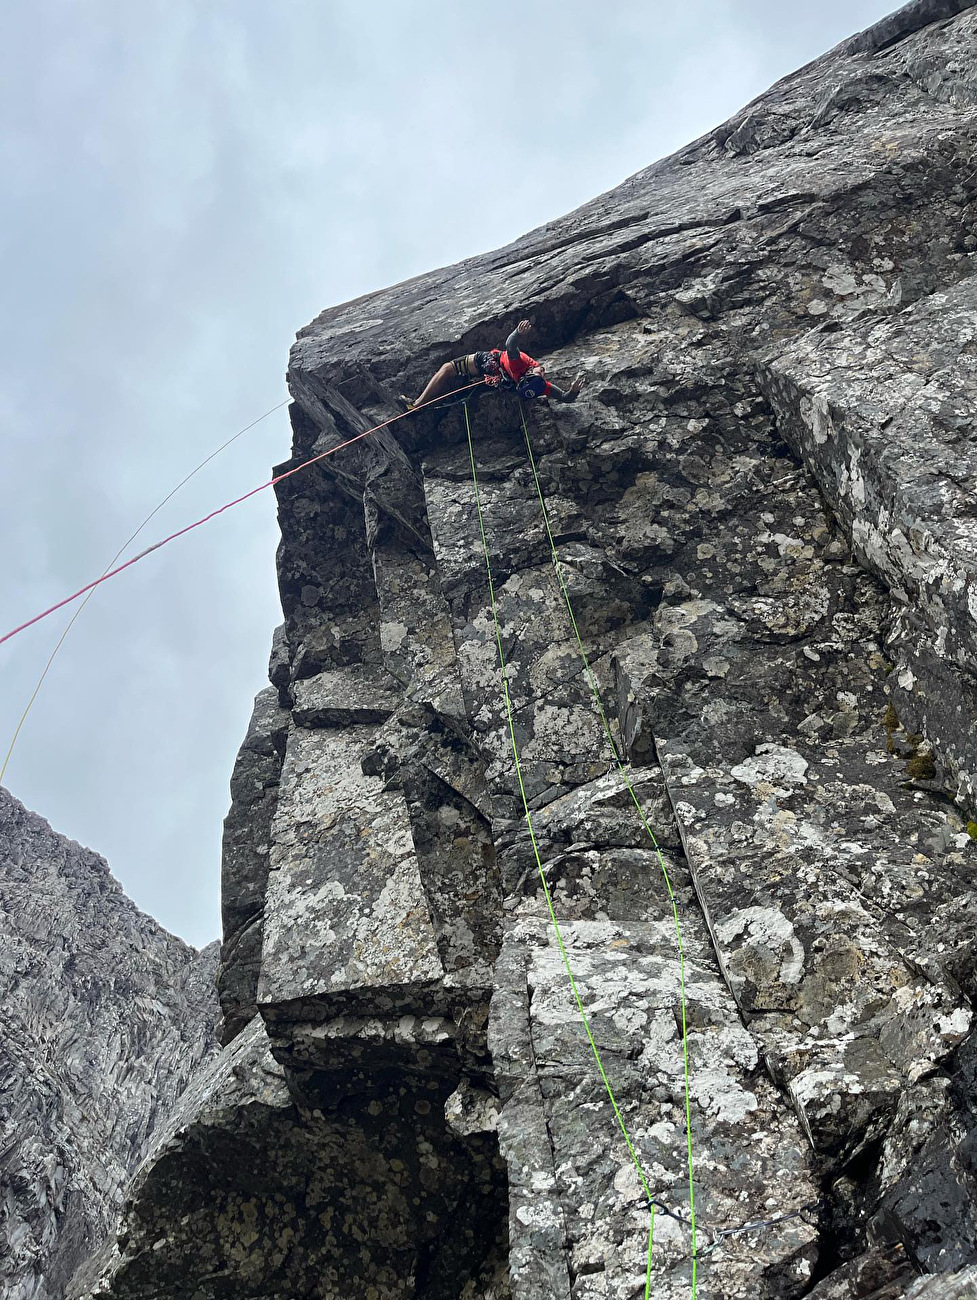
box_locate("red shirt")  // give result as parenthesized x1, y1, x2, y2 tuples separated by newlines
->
(499, 348, 536, 383)
(493, 348, 554, 394)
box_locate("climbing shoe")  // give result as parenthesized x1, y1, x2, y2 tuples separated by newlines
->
(398, 394, 416, 412)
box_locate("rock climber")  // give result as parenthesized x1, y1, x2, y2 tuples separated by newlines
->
(400, 319, 585, 411)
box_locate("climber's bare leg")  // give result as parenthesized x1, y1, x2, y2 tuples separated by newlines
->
(413, 363, 457, 407)
(414, 356, 479, 407)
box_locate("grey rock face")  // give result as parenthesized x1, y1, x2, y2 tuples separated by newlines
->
(73, 1016, 510, 1300)
(760, 274, 977, 811)
(0, 787, 219, 1300)
(216, 681, 289, 1041)
(905, 1272, 977, 1298)
(90, 1, 977, 1296)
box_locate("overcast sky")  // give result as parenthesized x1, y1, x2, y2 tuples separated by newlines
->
(0, 0, 899, 948)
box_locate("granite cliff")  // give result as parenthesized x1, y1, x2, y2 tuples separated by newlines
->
(80, 1, 977, 1295)
(0, 788, 220, 1300)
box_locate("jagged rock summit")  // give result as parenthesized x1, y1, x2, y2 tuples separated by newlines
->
(0, 787, 220, 1300)
(82, 1, 977, 1297)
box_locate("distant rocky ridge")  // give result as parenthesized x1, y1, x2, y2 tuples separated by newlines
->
(82, 0, 977, 1296)
(0, 786, 219, 1299)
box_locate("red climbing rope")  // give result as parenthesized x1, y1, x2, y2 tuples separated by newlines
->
(0, 382, 484, 649)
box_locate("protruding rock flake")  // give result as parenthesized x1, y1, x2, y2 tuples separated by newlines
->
(80, 1, 977, 1296)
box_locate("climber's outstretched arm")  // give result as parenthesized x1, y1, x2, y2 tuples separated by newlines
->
(546, 374, 586, 402)
(505, 318, 532, 361)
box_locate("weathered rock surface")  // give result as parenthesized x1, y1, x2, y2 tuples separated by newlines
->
(0, 787, 220, 1300)
(760, 275, 977, 812)
(216, 680, 289, 1041)
(72, 1015, 510, 1300)
(86, 1, 977, 1296)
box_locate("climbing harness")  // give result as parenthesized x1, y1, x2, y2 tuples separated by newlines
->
(0, 399, 291, 786)
(0, 382, 485, 652)
(482, 349, 509, 389)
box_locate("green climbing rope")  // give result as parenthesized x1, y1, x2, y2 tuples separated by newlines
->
(464, 402, 660, 1296)
(515, 402, 699, 1288)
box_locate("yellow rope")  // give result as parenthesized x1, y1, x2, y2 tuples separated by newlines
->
(518, 402, 699, 1287)
(464, 401, 659, 1296)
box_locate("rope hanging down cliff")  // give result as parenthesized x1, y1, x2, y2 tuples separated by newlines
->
(0, 382, 485, 651)
(463, 399, 663, 1300)
(509, 400, 824, 1270)
(513, 400, 700, 1287)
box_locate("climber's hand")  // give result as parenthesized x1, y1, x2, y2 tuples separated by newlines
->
(516, 318, 532, 334)
(569, 374, 585, 395)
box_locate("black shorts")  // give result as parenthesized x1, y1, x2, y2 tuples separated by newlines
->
(451, 351, 496, 379)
